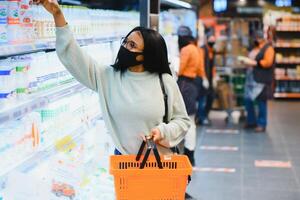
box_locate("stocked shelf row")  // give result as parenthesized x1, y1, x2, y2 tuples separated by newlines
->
(0, 36, 121, 58)
(276, 28, 300, 32)
(0, 113, 102, 179)
(275, 76, 300, 81)
(0, 81, 85, 124)
(276, 61, 300, 65)
(274, 93, 300, 98)
(275, 44, 300, 48)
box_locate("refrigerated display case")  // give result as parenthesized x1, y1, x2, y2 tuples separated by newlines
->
(0, 1, 139, 199)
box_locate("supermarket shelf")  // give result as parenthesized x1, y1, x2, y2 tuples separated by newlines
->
(275, 76, 300, 81)
(276, 29, 300, 32)
(0, 114, 102, 179)
(276, 61, 300, 65)
(275, 45, 300, 48)
(0, 82, 86, 124)
(274, 93, 300, 98)
(0, 36, 121, 58)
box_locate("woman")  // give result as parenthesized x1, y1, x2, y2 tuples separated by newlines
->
(34, 0, 191, 155)
(196, 35, 216, 125)
(242, 31, 275, 133)
(177, 26, 201, 166)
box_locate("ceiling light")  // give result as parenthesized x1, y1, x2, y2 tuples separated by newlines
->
(162, 0, 192, 9)
(258, 0, 266, 6)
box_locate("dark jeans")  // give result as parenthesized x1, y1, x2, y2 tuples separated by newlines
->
(197, 91, 214, 122)
(245, 98, 267, 128)
(177, 76, 198, 115)
(197, 95, 207, 122)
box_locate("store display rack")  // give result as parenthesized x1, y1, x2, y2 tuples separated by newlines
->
(274, 93, 300, 98)
(274, 16, 300, 99)
(0, 81, 85, 124)
(275, 76, 300, 81)
(0, 36, 121, 58)
(0, 113, 102, 180)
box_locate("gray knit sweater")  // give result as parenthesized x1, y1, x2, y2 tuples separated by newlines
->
(55, 25, 191, 154)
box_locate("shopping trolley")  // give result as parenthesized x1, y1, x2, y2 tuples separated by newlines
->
(215, 65, 247, 124)
(109, 136, 193, 200)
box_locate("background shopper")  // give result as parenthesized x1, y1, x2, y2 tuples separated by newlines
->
(177, 26, 200, 166)
(34, 0, 191, 155)
(242, 30, 275, 132)
(196, 34, 217, 125)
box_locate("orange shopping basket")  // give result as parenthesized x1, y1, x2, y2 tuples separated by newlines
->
(110, 137, 193, 200)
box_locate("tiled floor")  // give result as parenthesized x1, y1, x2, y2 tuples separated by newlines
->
(187, 100, 300, 200)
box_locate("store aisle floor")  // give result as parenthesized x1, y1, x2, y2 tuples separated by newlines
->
(187, 101, 300, 200)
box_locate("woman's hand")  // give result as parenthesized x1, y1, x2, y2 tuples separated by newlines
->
(150, 128, 163, 142)
(139, 128, 163, 143)
(33, 0, 66, 27)
(33, 0, 61, 16)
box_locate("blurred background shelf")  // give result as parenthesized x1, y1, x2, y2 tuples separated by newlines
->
(275, 76, 300, 81)
(274, 93, 300, 98)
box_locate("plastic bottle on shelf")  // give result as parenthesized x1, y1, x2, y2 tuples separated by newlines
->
(19, 0, 34, 43)
(0, 124, 13, 170)
(0, 0, 8, 44)
(7, 0, 22, 44)
(31, 5, 42, 40)
(27, 52, 43, 93)
(0, 59, 15, 109)
(11, 55, 31, 99)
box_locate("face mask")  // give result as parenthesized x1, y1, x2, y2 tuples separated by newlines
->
(254, 40, 259, 47)
(115, 46, 143, 70)
(208, 42, 215, 47)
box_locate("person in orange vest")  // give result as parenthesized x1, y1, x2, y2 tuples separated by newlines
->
(177, 26, 201, 166)
(196, 35, 217, 125)
(242, 30, 275, 132)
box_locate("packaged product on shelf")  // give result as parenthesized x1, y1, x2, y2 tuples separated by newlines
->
(275, 68, 285, 76)
(32, 4, 54, 40)
(0, 0, 7, 44)
(19, 0, 34, 43)
(0, 112, 40, 173)
(11, 55, 31, 99)
(287, 68, 297, 78)
(28, 51, 72, 92)
(297, 65, 300, 77)
(7, 0, 22, 44)
(27, 52, 43, 93)
(0, 59, 15, 108)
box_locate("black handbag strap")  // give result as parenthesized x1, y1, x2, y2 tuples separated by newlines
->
(159, 74, 179, 154)
(159, 73, 168, 123)
(136, 136, 163, 169)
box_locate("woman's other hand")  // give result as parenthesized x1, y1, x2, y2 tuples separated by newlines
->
(150, 128, 163, 142)
(33, 0, 61, 16)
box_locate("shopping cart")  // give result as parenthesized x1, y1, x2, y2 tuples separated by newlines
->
(215, 65, 247, 124)
(109, 136, 193, 200)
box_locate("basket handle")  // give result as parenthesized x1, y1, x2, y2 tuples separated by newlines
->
(136, 136, 163, 169)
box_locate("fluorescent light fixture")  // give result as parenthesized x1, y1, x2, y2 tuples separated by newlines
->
(162, 0, 192, 9)
(214, 0, 227, 12)
(61, 0, 81, 5)
(275, 0, 292, 7)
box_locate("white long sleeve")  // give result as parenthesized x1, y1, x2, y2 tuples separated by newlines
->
(56, 25, 191, 154)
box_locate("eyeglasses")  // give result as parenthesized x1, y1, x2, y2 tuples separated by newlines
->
(120, 37, 139, 51)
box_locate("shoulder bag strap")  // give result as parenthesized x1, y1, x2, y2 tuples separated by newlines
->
(159, 73, 179, 154)
(159, 73, 168, 123)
